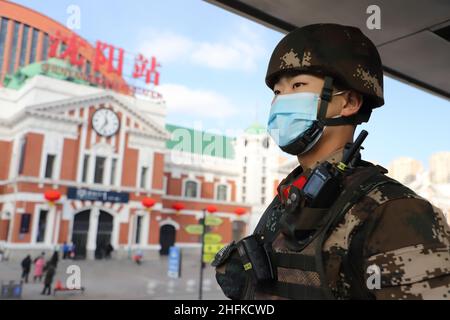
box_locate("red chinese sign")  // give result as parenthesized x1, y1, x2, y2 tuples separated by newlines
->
(49, 32, 161, 87)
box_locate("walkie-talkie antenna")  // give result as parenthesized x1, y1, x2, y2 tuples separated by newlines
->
(337, 130, 368, 171)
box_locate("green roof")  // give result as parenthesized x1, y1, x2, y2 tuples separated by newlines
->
(165, 124, 235, 159)
(3, 58, 91, 89)
(245, 122, 266, 135)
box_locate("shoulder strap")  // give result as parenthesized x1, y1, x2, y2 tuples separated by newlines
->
(314, 165, 400, 299)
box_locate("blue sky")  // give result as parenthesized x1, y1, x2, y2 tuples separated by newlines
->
(12, 0, 450, 168)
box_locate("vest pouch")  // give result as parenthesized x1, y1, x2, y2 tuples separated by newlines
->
(237, 235, 275, 282)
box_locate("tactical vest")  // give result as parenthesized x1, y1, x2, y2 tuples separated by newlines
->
(245, 163, 400, 300)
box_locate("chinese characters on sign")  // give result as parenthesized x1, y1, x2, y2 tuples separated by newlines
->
(48, 31, 161, 88)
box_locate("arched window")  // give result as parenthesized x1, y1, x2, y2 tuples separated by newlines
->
(216, 184, 228, 201)
(184, 180, 198, 198)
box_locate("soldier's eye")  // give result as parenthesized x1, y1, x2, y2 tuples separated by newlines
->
(273, 90, 280, 96)
(293, 82, 306, 89)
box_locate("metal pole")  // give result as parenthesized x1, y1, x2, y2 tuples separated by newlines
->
(198, 208, 206, 300)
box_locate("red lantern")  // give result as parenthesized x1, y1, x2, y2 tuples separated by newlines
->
(172, 202, 185, 212)
(44, 189, 61, 203)
(142, 197, 156, 209)
(206, 205, 217, 214)
(234, 207, 246, 216)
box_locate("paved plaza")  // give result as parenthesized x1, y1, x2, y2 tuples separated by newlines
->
(0, 251, 227, 300)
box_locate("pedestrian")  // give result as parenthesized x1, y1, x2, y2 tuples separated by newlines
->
(133, 249, 143, 265)
(33, 252, 45, 282)
(213, 23, 450, 300)
(20, 254, 32, 283)
(62, 242, 70, 259)
(49, 250, 59, 268)
(69, 243, 76, 259)
(105, 243, 114, 259)
(41, 262, 56, 295)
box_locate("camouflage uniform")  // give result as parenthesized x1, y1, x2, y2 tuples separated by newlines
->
(213, 23, 450, 300)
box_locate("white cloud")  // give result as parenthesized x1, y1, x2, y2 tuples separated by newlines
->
(138, 30, 194, 63)
(137, 24, 266, 72)
(157, 83, 239, 119)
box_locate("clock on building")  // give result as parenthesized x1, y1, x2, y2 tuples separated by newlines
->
(92, 108, 120, 137)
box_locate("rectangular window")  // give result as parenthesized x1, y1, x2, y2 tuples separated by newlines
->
(243, 166, 246, 174)
(135, 215, 142, 244)
(44, 154, 55, 179)
(261, 197, 266, 204)
(140, 167, 148, 189)
(36, 209, 48, 243)
(110, 158, 117, 185)
(85, 61, 91, 76)
(17, 136, 27, 175)
(19, 25, 29, 67)
(243, 176, 246, 183)
(29, 29, 38, 63)
(242, 186, 246, 194)
(94, 156, 106, 184)
(82, 154, 89, 183)
(8, 21, 20, 74)
(244, 156, 247, 163)
(242, 196, 246, 203)
(0, 18, 10, 68)
(261, 187, 266, 194)
(217, 185, 228, 201)
(41, 33, 49, 61)
(262, 177, 266, 184)
(20, 213, 31, 234)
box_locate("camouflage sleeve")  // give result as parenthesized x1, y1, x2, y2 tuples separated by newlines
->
(362, 197, 450, 300)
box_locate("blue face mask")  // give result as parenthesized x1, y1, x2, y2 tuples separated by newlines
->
(267, 92, 320, 147)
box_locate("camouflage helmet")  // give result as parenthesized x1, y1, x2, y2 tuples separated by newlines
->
(266, 23, 384, 117)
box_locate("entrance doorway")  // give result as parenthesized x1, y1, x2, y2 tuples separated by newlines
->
(72, 210, 90, 259)
(95, 210, 113, 259)
(159, 224, 176, 255)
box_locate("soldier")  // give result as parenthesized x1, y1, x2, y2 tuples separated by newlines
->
(212, 23, 450, 300)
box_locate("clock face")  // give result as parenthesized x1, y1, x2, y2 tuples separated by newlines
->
(92, 108, 120, 137)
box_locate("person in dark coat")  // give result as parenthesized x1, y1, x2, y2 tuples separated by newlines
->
(49, 251, 59, 268)
(41, 262, 56, 295)
(105, 243, 114, 259)
(20, 255, 32, 283)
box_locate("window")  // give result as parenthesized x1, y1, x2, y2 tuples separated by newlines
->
(184, 180, 198, 198)
(243, 176, 246, 184)
(0, 18, 10, 67)
(217, 185, 228, 201)
(242, 186, 246, 194)
(261, 197, 266, 204)
(140, 167, 148, 189)
(262, 137, 270, 149)
(41, 33, 49, 61)
(85, 61, 91, 76)
(20, 213, 31, 234)
(81, 154, 89, 183)
(36, 209, 48, 243)
(8, 21, 19, 73)
(94, 156, 106, 184)
(244, 156, 247, 163)
(44, 154, 55, 179)
(19, 25, 29, 67)
(110, 158, 117, 185)
(261, 187, 266, 194)
(135, 215, 142, 244)
(17, 136, 27, 175)
(29, 29, 38, 63)
(261, 177, 266, 184)
(243, 166, 246, 174)
(242, 196, 246, 203)
(244, 139, 248, 147)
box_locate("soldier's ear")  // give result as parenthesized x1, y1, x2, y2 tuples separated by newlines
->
(341, 91, 363, 117)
